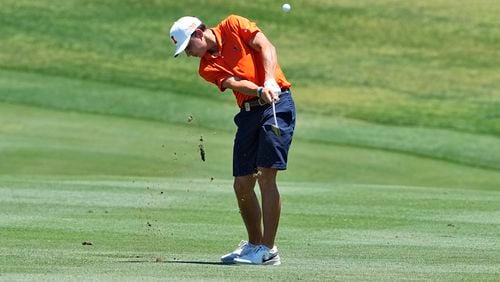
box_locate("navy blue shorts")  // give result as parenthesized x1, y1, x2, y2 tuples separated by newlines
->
(233, 91, 296, 177)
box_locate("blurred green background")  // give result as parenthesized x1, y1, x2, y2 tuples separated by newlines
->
(1, 0, 499, 179)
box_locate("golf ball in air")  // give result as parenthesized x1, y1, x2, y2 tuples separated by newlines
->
(282, 3, 291, 13)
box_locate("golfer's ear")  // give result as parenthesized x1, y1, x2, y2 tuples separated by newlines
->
(194, 29, 204, 38)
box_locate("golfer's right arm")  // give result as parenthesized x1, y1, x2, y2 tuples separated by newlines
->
(222, 77, 276, 104)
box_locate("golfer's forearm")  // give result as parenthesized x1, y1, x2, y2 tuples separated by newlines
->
(260, 44, 277, 81)
(223, 77, 259, 96)
(248, 32, 277, 81)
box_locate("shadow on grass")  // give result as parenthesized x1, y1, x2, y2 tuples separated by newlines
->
(166, 260, 234, 266)
(120, 259, 235, 266)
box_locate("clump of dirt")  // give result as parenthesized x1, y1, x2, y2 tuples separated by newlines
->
(155, 256, 164, 263)
(82, 241, 93, 246)
(187, 115, 194, 123)
(199, 136, 206, 162)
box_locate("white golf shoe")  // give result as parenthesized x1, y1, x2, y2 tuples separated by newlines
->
(220, 240, 256, 263)
(233, 245, 281, 265)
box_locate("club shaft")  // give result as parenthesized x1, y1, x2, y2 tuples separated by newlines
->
(272, 101, 278, 126)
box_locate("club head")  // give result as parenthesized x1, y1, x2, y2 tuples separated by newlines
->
(271, 125, 281, 136)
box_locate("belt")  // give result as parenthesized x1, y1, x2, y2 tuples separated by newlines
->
(242, 88, 290, 112)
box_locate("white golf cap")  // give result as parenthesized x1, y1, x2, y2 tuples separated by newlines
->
(169, 16, 202, 58)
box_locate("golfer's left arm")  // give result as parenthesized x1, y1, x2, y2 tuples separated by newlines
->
(248, 32, 278, 84)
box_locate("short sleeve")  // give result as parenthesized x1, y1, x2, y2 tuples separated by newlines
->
(225, 15, 261, 44)
(199, 61, 232, 92)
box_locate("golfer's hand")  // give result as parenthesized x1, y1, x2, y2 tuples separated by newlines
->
(264, 79, 281, 94)
(262, 78, 281, 104)
(261, 88, 279, 104)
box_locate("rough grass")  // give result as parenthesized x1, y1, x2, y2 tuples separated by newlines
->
(1, 0, 499, 136)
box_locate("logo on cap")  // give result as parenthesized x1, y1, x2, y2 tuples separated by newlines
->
(171, 36, 177, 44)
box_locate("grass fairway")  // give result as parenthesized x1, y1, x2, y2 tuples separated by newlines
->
(1, 0, 500, 280)
(1, 177, 499, 281)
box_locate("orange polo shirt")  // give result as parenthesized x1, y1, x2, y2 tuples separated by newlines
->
(198, 15, 291, 108)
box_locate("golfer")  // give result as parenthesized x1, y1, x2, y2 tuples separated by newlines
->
(169, 15, 296, 265)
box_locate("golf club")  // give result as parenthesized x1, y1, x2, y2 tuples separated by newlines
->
(271, 99, 281, 136)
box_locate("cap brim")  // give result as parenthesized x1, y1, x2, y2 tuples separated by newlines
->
(173, 38, 190, 58)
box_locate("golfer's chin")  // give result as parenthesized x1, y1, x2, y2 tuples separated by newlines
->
(195, 52, 208, 58)
(188, 53, 203, 58)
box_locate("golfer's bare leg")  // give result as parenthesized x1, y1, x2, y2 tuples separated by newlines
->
(233, 175, 262, 245)
(257, 167, 280, 249)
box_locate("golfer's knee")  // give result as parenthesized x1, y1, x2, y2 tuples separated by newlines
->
(233, 176, 255, 195)
(257, 167, 277, 187)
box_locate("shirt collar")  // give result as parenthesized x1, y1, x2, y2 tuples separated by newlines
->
(203, 27, 223, 59)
